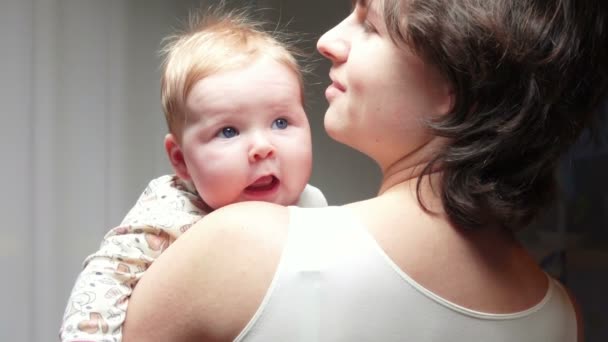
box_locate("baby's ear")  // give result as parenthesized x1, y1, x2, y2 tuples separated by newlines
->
(164, 133, 190, 180)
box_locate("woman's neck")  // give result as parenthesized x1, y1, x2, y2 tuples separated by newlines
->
(377, 155, 446, 215)
(377, 135, 447, 195)
(379, 155, 443, 191)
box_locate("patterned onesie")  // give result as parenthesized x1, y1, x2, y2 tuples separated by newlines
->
(59, 174, 327, 342)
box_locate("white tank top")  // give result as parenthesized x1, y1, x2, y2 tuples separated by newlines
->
(234, 206, 577, 342)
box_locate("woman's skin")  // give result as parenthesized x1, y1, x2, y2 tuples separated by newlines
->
(122, 1, 583, 341)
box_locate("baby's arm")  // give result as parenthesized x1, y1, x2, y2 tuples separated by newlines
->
(59, 175, 205, 342)
(59, 225, 171, 341)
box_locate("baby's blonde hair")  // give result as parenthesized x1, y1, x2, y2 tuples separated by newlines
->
(160, 5, 304, 142)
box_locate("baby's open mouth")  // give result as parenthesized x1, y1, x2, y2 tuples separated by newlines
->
(245, 175, 279, 192)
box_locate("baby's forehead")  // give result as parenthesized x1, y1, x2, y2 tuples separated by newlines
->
(186, 69, 302, 120)
(208, 55, 301, 83)
(190, 57, 301, 97)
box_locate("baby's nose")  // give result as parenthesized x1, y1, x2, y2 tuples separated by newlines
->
(248, 136, 275, 162)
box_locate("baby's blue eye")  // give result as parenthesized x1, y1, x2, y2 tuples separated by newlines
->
(272, 118, 289, 130)
(218, 127, 239, 138)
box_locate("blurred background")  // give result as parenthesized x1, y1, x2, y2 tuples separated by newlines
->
(0, 0, 605, 341)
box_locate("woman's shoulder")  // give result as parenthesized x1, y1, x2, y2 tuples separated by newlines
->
(204, 201, 291, 232)
(188, 201, 292, 274)
(124, 201, 295, 341)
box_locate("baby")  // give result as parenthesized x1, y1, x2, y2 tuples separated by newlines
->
(59, 7, 326, 342)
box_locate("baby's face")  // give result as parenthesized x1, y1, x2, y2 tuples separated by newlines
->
(180, 57, 312, 209)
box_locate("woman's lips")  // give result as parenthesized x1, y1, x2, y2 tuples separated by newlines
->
(331, 81, 346, 92)
(326, 74, 346, 100)
(325, 83, 344, 100)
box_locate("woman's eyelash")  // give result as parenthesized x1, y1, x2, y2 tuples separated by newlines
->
(363, 21, 377, 33)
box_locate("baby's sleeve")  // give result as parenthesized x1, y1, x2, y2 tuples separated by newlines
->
(58, 226, 165, 342)
(59, 175, 205, 342)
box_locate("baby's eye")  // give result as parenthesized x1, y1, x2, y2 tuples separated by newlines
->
(217, 126, 239, 138)
(272, 118, 289, 130)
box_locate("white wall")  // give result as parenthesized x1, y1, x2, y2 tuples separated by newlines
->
(0, 0, 379, 340)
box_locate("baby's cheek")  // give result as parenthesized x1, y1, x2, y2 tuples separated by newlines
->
(195, 170, 244, 208)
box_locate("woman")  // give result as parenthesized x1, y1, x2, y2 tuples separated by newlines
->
(123, 0, 607, 340)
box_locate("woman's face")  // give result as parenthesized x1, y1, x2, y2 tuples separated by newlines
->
(317, 0, 453, 170)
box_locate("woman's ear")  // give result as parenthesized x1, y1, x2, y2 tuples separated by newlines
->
(164, 133, 190, 180)
(437, 81, 455, 117)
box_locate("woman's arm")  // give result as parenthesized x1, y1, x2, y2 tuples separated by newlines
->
(122, 202, 289, 342)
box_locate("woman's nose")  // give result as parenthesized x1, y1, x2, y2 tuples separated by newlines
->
(317, 20, 350, 63)
(248, 135, 275, 162)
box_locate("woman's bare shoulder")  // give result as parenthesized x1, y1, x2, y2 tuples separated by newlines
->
(184, 200, 291, 276)
(123, 201, 290, 342)
(203, 200, 291, 235)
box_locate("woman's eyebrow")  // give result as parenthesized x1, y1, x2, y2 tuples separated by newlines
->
(351, 0, 369, 11)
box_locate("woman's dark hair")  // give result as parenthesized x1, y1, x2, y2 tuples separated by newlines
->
(383, 0, 608, 230)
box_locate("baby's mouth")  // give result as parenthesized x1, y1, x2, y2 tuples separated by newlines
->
(245, 175, 279, 192)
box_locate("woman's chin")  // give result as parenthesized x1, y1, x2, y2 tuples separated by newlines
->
(323, 112, 345, 141)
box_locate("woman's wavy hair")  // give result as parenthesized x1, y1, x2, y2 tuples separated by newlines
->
(383, 0, 608, 230)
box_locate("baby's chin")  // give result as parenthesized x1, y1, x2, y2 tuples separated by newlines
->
(257, 192, 301, 206)
(281, 188, 308, 206)
(279, 195, 301, 206)
(253, 191, 301, 207)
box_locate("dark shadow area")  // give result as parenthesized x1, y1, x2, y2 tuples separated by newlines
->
(520, 100, 608, 341)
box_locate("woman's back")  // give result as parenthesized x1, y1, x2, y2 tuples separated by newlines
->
(234, 204, 577, 341)
(349, 187, 551, 315)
